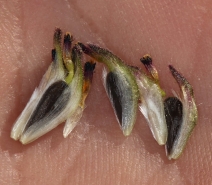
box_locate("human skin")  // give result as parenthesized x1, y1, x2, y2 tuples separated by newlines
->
(0, 0, 211, 184)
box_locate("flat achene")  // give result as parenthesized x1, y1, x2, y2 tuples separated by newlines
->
(10, 29, 85, 144)
(165, 65, 198, 160)
(78, 42, 140, 136)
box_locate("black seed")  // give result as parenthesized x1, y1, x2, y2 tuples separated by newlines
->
(25, 80, 70, 129)
(106, 72, 123, 126)
(164, 97, 183, 154)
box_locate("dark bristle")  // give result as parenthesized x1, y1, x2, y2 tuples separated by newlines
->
(54, 28, 62, 43)
(88, 43, 110, 57)
(168, 65, 173, 70)
(169, 65, 176, 74)
(140, 55, 152, 66)
(169, 65, 186, 86)
(72, 44, 82, 53)
(64, 33, 72, 42)
(84, 62, 96, 82)
(169, 65, 181, 78)
(52, 49, 56, 61)
(55, 28, 62, 34)
(84, 62, 96, 72)
(78, 42, 91, 54)
(64, 34, 73, 46)
(63, 33, 73, 56)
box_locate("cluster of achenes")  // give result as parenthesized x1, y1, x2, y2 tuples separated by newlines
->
(11, 28, 198, 160)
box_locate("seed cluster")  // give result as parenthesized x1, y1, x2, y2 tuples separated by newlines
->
(10, 28, 198, 160)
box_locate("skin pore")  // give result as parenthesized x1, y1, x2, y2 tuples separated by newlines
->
(0, 0, 212, 184)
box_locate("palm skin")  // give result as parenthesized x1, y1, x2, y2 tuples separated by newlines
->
(0, 0, 211, 184)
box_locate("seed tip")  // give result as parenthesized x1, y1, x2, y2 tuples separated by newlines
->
(140, 54, 152, 65)
(54, 28, 62, 43)
(78, 42, 91, 54)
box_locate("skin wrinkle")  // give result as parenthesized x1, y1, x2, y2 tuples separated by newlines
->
(0, 151, 21, 184)
(0, 0, 212, 184)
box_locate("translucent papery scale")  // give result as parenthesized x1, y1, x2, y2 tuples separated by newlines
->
(63, 61, 96, 138)
(62, 47, 85, 138)
(133, 68, 167, 145)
